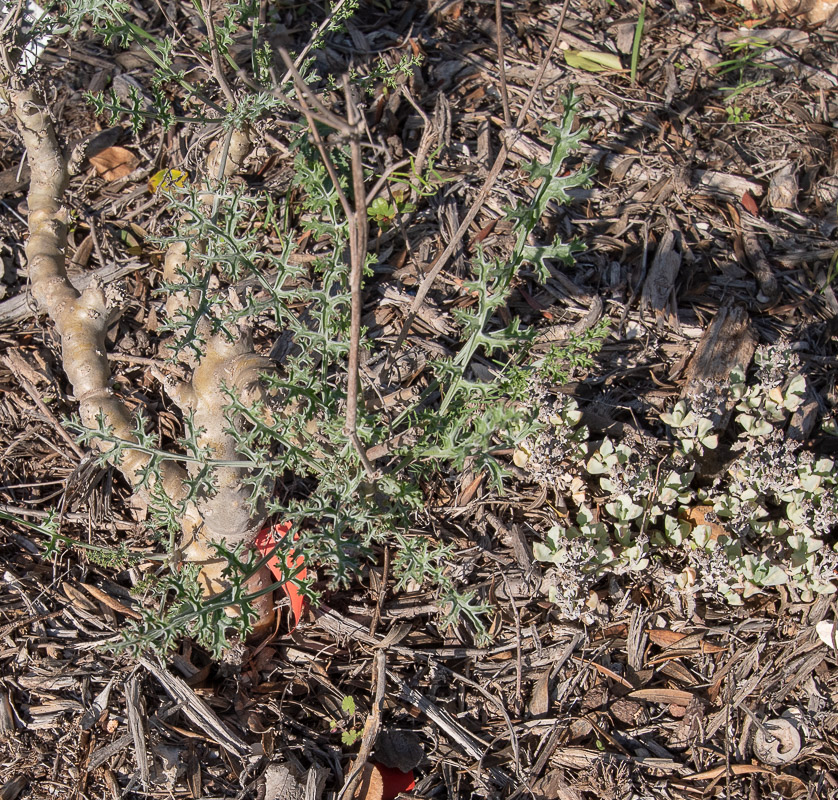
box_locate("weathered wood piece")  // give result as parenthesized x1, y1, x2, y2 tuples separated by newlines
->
(681, 305, 757, 429)
(125, 676, 150, 789)
(138, 656, 250, 758)
(738, 0, 838, 25)
(788, 380, 820, 442)
(641, 230, 681, 331)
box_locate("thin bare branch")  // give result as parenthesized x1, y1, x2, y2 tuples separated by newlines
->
(495, 0, 512, 127)
(342, 76, 374, 476)
(388, 0, 571, 357)
(277, 49, 352, 134)
(337, 650, 386, 800)
(201, 0, 237, 106)
(280, 56, 375, 475)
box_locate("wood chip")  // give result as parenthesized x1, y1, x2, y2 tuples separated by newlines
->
(551, 746, 685, 773)
(741, 232, 779, 302)
(641, 230, 681, 331)
(138, 656, 250, 758)
(0, 691, 17, 739)
(81, 678, 114, 731)
(0, 777, 27, 800)
(0, 260, 145, 324)
(126, 675, 149, 788)
(693, 170, 764, 200)
(350, 763, 383, 800)
(768, 163, 799, 211)
(629, 688, 696, 706)
(681, 305, 756, 428)
(528, 668, 552, 717)
(263, 763, 306, 800)
(89, 734, 133, 770)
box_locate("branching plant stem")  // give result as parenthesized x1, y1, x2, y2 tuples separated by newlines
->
(279, 51, 375, 476)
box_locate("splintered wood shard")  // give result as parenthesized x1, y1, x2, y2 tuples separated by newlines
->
(641, 230, 681, 331)
(681, 305, 757, 430)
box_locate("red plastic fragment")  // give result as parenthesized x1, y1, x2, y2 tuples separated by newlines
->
(253, 522, 307, 630)
(374, 764, 415, 799)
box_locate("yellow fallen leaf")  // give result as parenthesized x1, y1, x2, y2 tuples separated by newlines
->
(629, 688, 696, 706)
(681, 505, 729, 542)
(816, 620, 837, 649)
(148, 168, 188, 194)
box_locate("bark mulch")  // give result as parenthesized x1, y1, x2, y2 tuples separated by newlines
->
(1, 0, 837, 798)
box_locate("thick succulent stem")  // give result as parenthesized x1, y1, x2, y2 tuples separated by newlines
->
(13, 87, 201, 539)
(157, 126, 277, 607)
(162, 127, 253, 342)
(14, 88, 273, 624)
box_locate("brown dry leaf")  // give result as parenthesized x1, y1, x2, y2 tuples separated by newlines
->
(81, 583, 142, 619)
(89, 146, 139, 181)
(61, 582, 98, 613)
(646, 628, 725, 655)
(657, 661, 700, 685)
(575, 657, 634, 689)
(457, 470, 485, 505)
(530, 769, 583, 800)
(596, 623, 628, 640)
(681, 506, 728, 543)
(351, 764, 383, 800)
(741, 191, 759, 216)
(629, 688, 696, 706)
(769, 772, 808, 799)
(439, 0, 463, 19)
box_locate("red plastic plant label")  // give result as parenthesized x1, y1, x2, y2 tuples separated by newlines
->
(375, 764, 416, 799)
(253, 521, 307, 630)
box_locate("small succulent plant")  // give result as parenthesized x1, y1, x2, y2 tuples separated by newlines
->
(530, 343, 838, 607)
